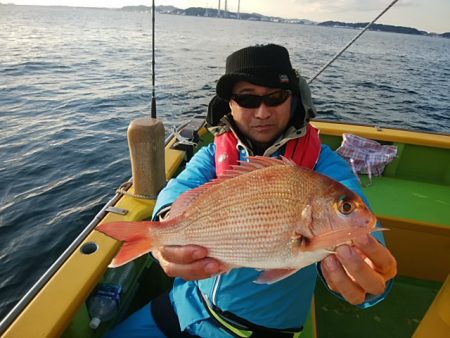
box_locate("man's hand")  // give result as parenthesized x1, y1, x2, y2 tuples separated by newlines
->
(321, 234, 397, 305)
(153, 245, 226, 281)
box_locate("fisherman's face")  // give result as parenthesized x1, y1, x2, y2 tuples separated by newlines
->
(230, 81, 292, 147)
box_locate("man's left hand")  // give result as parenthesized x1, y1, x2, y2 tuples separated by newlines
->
(321, 234, 397, 305)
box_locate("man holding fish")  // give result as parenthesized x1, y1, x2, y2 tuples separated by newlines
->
(101, 44, 397, 338)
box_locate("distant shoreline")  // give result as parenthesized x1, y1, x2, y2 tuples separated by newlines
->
(1, 3, 449, 37)
(144, 5, 449, 38)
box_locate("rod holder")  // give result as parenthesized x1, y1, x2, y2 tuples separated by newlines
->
(127, 117, 165, 198)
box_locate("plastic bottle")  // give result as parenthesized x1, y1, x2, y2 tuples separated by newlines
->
(87, 261, 136, 329)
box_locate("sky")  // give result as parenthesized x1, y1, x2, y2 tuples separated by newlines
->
(4, 0, 450, 33)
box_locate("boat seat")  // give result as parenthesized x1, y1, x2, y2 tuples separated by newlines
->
(362, 176, 450, 228)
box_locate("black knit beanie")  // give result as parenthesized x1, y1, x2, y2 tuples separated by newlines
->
(216, 44, 300, 100)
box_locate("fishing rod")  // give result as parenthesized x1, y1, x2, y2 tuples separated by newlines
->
(308, 0, 399, 85)
(151, 0, 156, 118)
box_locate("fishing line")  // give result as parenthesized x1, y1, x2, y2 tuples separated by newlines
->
(151, 0, 156, 118)
(308, 0, 400, 85)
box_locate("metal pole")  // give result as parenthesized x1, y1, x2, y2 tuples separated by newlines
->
(151, 0, 156, 118)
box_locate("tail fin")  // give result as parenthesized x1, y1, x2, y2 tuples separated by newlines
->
(109, 238, 153, 267)
(96, 221, 155, 267)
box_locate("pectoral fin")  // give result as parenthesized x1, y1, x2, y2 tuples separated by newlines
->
(254, 268, 299, 284)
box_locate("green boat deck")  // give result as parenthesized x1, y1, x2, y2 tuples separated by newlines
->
(314, 276, 442, 338)
(363, 176, 449, 227)
(69, 266, 442, 338)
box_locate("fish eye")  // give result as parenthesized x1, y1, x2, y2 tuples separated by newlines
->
(338, 196, 354, 215)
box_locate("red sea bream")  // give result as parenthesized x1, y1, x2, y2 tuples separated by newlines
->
(97, 156, 377, 283)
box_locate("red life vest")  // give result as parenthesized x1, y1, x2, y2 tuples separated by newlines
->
(214, 124, 321, 177)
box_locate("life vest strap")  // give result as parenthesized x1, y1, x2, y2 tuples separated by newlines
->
(284, 124, 321, 169)
(198, 289, 303, 338)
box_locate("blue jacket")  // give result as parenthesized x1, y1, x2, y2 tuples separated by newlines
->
(152, 143, 391, 335)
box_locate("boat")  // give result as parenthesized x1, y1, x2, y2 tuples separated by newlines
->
(2, 1, 449, 335)
(1, 116, 449, 338)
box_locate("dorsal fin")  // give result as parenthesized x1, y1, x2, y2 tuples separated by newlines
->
(169, 156, 292, 217)
(168, 188, 205, 219)
(222, 156, 293, 179)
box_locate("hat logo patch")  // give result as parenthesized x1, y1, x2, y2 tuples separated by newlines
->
(279, 74, 289, 83)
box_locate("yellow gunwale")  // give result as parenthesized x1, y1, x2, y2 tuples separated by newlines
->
(312, 120, 450, 149)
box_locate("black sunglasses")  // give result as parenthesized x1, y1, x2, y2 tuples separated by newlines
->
(230, 90, 292, 109)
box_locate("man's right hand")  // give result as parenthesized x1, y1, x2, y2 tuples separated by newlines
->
(153, 245, 226, 281)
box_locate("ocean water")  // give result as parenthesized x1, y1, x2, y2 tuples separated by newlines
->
(0, 5, 449, 320)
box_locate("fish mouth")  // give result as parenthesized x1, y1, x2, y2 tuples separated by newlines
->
(301, 226, 386, 252)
